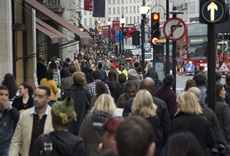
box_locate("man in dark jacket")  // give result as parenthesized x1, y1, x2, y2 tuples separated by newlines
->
(31, 97, 86, 156)
(0, 85, 19, 155)
(123, 78, 171, 145)
(37, 57, 47, 85)
(155, 74, 177, 120)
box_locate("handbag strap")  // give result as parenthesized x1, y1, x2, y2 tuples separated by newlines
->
(41, 134, 52, 156)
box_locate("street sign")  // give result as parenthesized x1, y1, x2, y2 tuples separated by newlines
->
(115, 31, 120, 43)
(201, 0, 224, 23)
(185, 63, 195, 72)
(163, 17, 186, 41)
(218, 62, 230, 72)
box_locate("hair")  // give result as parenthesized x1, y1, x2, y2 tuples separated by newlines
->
(118, 73, 126, 84)
(128, 69, 138, 77)
(38, 86, 51, 97)
(184, 79, 197, 91)
(177, 91, 202, 115)
(216, 83, 225, 102)
(91, 94, 116, 115)
(95, 81, 109, 97)
(163, 74, 174, 86)
(132, 90, 157, 118)
(226, 72, 230, 86)
(0, 85, 9, 92)
(167, 132, 203, 156)
(126, 81, 138, 90)
(108, 70, 118, 87)
(72, 71, 87, 87)
(2, 73, 18, 99)
(188, 87, 201, 99)
(148, 71, 159, 80)
(69, 64, 76, 74)
(62, 61, 69, 68)
(74, 60, 81, 72)
(20, 82, 33, 96)
(98, 62, 103, 69)
(134, 62, 140, 69)
(109, 65, 117, 72)
(44, 70, 53, 81)
(48, 58, 58, 70)
(92, 70, 102, 80)
(216, 71, 222, 83)
(194, 73, 206, 86)
(116, 116, 155, 156)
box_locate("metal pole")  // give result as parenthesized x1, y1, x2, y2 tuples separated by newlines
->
(166, 0, 170, 74)
(119, 31, 122, 55)
(207, 24, 216, 111)
(172, 14, 176, 92)
(141, 16, 146, 68)
(122, 23, 124, 55)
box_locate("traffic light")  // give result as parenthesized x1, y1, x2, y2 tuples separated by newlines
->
(151, 12, 160, 45)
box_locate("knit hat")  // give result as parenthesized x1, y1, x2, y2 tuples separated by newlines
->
(93, 117, 124, 133)
(51, 97, 77, 125)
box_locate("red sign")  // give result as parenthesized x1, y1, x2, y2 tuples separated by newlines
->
(84, 0, 92, 11)
(102, 26, 109, 37)
(112, 20, 120, 31)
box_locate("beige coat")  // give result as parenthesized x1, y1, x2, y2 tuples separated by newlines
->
(9, 106, 54, 156)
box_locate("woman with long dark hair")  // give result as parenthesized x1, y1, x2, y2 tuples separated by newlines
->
(48, 58, 61, 87)
(105, 70, 121, 102)
(12, 82, 33, 113)
(215, 83, 230, 145)
(2, 73, 18, 102)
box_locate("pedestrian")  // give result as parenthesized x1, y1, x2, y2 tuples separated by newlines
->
(167, 132, 203, 156)
(131, 89, 163, 156)
(12, 82, 33, 113)
(91, 81, 109, 108)
(155, 74, 177, 120)
(194, 72, 207, 104)
(61, 64, 76, 95)
(172, 91, 216, 155)
(184, 79, 196, 91)
(37, 57, 47, 85)
(87, 70, 111, 97)
(79, 94, 117, 156)
(116, 116, 156, 156)
(48, 58, 61, 88)
(2, 73, 18, 103)
(0, 85, 19, 156)
(9, 86, 54, 156)
(31, 97, 86, 156)
(62, 71, 91, 135)
(40, 70, 58, 106)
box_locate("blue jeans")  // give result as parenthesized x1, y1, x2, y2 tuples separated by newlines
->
(0, 148, 9, 156)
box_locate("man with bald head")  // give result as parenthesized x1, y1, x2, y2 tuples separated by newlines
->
(123, 77, 171, 147)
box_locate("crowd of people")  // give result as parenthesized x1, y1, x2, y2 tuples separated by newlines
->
(1, 47, 230, 156)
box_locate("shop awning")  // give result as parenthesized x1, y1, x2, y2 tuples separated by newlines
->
(25, 0, 92, 45)
(36, 18, 68, 44)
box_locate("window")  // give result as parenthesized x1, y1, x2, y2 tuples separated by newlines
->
(117, 7, 120, 14)
(130, 6, 132, 13)
(109, 8, 111, 14)
(137, 16, 139, 23)
(108, 0, 111, 4)
(134, 6, 136, 13)
(130, 17, 132, 23)
(126, 17, 128, 24)
(113, 7, 116, 14)
(137, 6, 139, 12)
(117, 0, 120, 4)
(122, 0, 124, 3)
(134, 16, 136, 23)
(113, 0, 115, 4)
(84, 11, 86, 15)
(126, 7, 128, 13)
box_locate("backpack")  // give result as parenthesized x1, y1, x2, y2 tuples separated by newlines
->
(40, 134, 52, 156)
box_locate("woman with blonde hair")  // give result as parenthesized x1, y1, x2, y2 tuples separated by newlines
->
(79, 94, 116, 156)
(172, 91, 215, 155)
(131, 90, 163, 156)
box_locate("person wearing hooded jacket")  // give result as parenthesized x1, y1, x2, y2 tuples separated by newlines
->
(31, 97, 86, 156)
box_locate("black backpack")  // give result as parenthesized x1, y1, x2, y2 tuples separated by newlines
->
(40, 134, 52, 156)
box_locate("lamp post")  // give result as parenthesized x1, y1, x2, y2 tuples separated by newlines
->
(107, 21, 111, 50)
(120, 15, 125, 55)
(140, 1, 149, 68)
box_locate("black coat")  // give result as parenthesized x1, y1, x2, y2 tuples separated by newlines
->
(172, 112, 215, 150)
(215, 101, 230, 144)
(31, 131, 86, 156)
(12, 96, 33, 112)
(62, 85, 91, 135)
(123, 96, 171, 145)
(104, 80, 121, 103)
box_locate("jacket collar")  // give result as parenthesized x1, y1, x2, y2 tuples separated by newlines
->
(30, 105, 50, 115)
